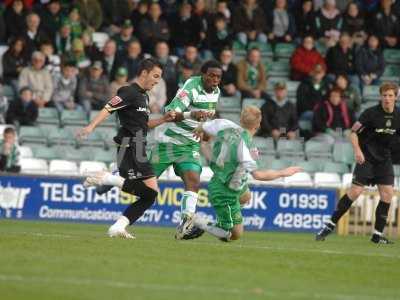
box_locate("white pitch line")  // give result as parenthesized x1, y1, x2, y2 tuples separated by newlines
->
(0, 274, 394, 300)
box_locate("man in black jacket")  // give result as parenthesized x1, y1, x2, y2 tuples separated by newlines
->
(219, 48, 239, 97)
(6, 86, 38, 126)
(259, 82, 298, 140)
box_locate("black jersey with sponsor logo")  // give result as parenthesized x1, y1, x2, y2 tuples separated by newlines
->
(104, 83, 150, 143)
(355, 104, 400, 162)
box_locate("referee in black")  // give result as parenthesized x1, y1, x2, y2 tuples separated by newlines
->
(316, 82, 399, 244)
(78, 58, 175, 239)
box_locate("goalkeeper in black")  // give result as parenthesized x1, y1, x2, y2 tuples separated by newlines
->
(316, 82, 400, 244)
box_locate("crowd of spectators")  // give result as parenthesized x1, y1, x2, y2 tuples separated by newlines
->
(0, 0, 399, 148)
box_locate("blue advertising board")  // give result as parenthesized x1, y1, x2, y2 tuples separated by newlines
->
(0, 174, 337, 232)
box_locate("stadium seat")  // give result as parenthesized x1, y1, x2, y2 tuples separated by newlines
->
(284, 172, 313, 187)
(299, 119, 312, 131)
(362, 85, 380, 102)
(383, 49, 400, 64)
(31, 145, 60, 160)
(274, 43, 296, 60)
(270, 159, 290, 170)
(90, 111, 117, 127)
(360, 102, 377, 113)
(305, 140, 333, 159)
(77, 130, 105, 148)
(323, 162, 350, 174)
(314, 172, 342, 188)
(37, 108, 60, 126)
(252, 136, 275, 156)
(381, 65, 400, 82)
(48, 127, 76, 146)
(393, 165, 400, 176)
(79, 161, 108, 175)
(342, 173, 353, 188)
(19, 146, 33, 158)
(333, 142, 354, 164)
(62, 146, 91, 162)
(242, 98, 266, 109)
(217, 96, 241, 113)
(200, 166, 214, 181)
(93, 148, 116, 164)
(61, 110, 88, 127)
(268, 61, 290, 78)
(49, 160, 79, 176)
(276, 139, 304, 158)
(20, 158, 48, 175)
(219, 112, 241, 125)
(257, 154, 276, 168)
(2, 84, 15, 101)
(296, 160, 321, 173)
(98, 127, 117, 146)
(19, 126, 47, 145)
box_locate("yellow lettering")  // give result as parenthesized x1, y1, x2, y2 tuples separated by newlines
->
(197, 189, 209, 207)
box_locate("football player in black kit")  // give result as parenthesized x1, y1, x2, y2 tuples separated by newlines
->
(316, 82, 399, 244)
(78, 58, 176, 239)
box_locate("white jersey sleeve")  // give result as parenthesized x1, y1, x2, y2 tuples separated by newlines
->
(202, 119, 240, 136)
(237, 140, 258, 172)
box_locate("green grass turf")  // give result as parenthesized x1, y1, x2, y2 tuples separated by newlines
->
(0, 220, 399, 300)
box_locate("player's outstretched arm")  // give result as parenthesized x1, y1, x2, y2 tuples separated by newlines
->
(147, 111, 176, 129)
(251, 166, 302, 181)
(76, 108, 110, 139)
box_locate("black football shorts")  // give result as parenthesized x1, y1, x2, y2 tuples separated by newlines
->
(352, 159, 394, 186)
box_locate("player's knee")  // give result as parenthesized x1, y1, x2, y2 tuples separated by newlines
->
(348, 185, 364, 200)
(380, 189, 393, 203)
(184, 174, 200, 191)
(239, 191, 251, 206)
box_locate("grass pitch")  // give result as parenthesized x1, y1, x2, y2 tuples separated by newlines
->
(0, 220, 399, 300)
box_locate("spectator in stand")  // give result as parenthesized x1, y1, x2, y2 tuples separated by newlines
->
(342, 2, 367, 46)
(81, 30, 102, 62)
(40, 40, 61, 77)
(114, 19, 137, 54)
(259, 82, 298, 140)
(192, 0, 211, 52)
(290, 35, 326, 81)
(110, 67, 128, 97)
(51, 62, 79, 113)
(0, 85, 9, 124)
(371, 0, 400, 48)
(169, 1, 202, 55)
(38, 0, 64, 43)
(334, 73, 361, 114)
(219, 48, 239, 97)
(148, 78, 167, 114)
(215, 0, 231, 23)
(78, 60, 111, 113)
(314, 0, 343, 48)
(18, 51, 53, 108)
(176, 45, 203, 75)
(101, 39, 118, 81)
(55, 20, 73, 55)
(267, 0, 296, 45)
(355, 34, 385, 92)
(130, 0, 148, 30)
(67, 6, 84, 40)
(294, 0, 316, 39)
(2, 37, 28, 92)
(232, 0, 268, 47)
(154, 41, 177, 100)
(74, 0, 103, 32)
(0, 8, 5, 44)
(4, 0, 28, 40)
(297, 63, 330, 121)
(63, 38, 91, 71)
(6, 86, 38, 126)
(22, 12, 49, 58)
(138, 2, 170, 53)
(237, 47, 268, 100)
(206, 13, 232, 59)
(0, 127, 21, 173)
(117, 39, 143, 82)
(177, 61, 195, 88)
(325, 32, 357, 83)
(100, 0, 131, 36)
(312, 87, 353, 144)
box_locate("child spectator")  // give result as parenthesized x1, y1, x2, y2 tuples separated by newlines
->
(0, 127, 21, 173)
(6, 86, 38, 126)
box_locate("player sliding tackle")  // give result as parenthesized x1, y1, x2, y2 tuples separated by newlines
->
(188, 106, 302, 241)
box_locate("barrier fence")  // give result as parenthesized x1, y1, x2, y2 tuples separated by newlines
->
(0, 174, 399, 237)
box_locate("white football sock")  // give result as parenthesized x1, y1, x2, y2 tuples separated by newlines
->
(102, 173, 125, 188)
(181, 191, 198, 216)
(111, 216, 130, 230)
(373, 230, 382, 236)
(194, 215, 231, 239)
